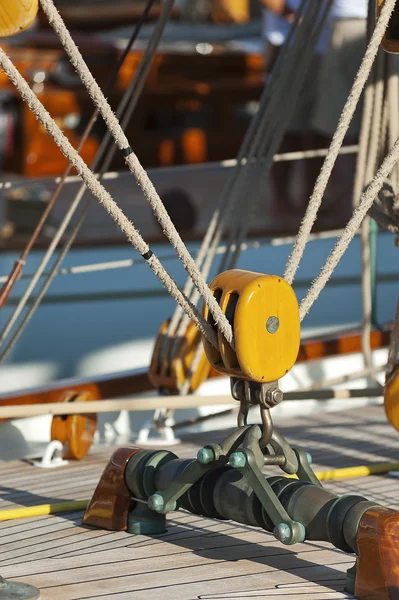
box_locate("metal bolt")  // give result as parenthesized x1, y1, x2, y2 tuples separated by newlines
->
(273, 523, 292, 544)
(273, 521, 305, 545)
(306, 452, 313, 464)
(197, 447, 215, 465)
(229, 451, 247, 469)
(266, 387, 283, 407)
(266, 316, 279, 334)
(148, 494, 165, 513)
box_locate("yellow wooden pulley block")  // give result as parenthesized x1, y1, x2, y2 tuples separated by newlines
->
(203, 269, 300, 383)
(0, 0, 38, 38)
(377, 0, 399, 53)
(149, 319, 211, 394)
(384, 365, 399, 431)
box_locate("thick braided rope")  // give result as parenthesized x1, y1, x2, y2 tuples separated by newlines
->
(300, 130, 399, 320)
(223, 1, 332, 273)
(0, 0, 163, 352)
(39, 0, 233, 346)
(354, 47, 384, 374)
(161, 0, 311, 355)
(284, 0, 397, 285)
(163, 0, 318, 368)
(0, 47, 218, 348)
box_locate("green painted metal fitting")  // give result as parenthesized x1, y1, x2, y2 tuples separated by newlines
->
(148, 493, 165, 513)
(273, 523, 293, 544)
(197, 447, 215, 464)
(273, 521, 305, 545)
(306, 452, 313, 464)
(229, 451, 247, 469)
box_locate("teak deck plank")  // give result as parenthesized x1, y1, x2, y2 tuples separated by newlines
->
(0, 405, 398, 599)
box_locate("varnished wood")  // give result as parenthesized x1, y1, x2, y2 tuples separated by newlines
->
(0, 328, 391, 418)
(356, 505, 399, 599)
(83, 447, 141, 531)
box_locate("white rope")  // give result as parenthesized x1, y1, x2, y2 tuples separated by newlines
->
(300, 131, 399, 320)
(284, 0, 397, 285)
(0, 47, 218, 348)
(39, 0, 233, 347)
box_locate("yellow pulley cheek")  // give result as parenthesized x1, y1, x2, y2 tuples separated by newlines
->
(0, 0, 38, 38)
(149, 318, 211, 394)
(377, 0, 399, 54)
(203, 269, 300, 383)
(384, 366, 399, 431)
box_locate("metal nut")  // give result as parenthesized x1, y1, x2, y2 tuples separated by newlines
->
(266, 387, 283, 407)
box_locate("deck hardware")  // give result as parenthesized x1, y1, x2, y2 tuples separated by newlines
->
(50, 390, 98, 460)
(32, 440, 68, 469)
(0, 576, 40, 600)
(149, 318, 211, 395)
(203, 270, 300, 383)
(378, 0, 399, 53)
(136, 408, 180, 446)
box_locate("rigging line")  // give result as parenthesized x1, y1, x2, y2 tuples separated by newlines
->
(361, 50, 386, 374)
(166, 0, 330, 391)
(0, 229, 348, 284)
(284, 0, 397, 286)
(40, 0, 234, 347)
(222, 1, 333, 274)
(0, 0, 156, 311)
(201, 0, 326, 276)
(299, 129, 399, 321)
(0, 3, 204, 362)
(0, 0, 182, 364)
(0, 51, 218, 350)
(161, 3, 312, 380)
(0, 0, 163, 351)
(162, 0, 311, 348)
(168, 2, 332, 392)
(0, 145, 360, 192)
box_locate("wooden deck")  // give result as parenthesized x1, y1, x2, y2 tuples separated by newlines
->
(1, 404, 398, 600)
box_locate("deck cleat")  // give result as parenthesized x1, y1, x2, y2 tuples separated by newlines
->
(378, 0, 399, 53)
(202, 269, 300, 383)
(51, 390, 98, 460)
(0, 0, 38, 38)
(149, 318, 211, 395)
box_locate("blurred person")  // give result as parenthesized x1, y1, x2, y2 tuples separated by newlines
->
(312, 0, 367, 223)
(259, 0, 328, 216)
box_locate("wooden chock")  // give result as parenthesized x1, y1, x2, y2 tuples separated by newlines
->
(83, 447, 141, 530)
(356, 505, 399, 599)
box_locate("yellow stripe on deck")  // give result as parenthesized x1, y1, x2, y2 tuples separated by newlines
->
(0, 0, 38, 38)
